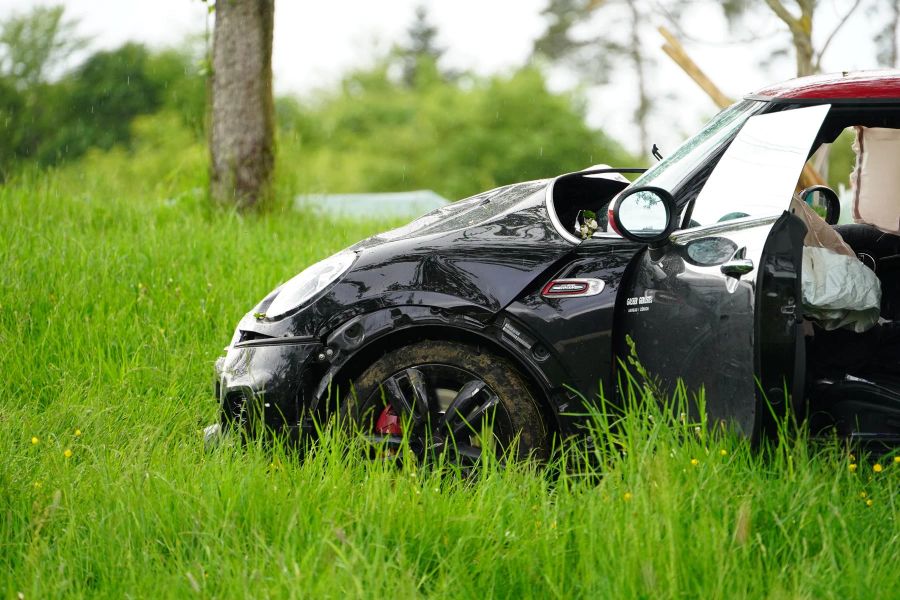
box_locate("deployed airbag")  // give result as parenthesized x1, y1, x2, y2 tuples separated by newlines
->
(802, 247, 881, 332)
(792, 198, 881, 332)
(851, 126, 900, 234)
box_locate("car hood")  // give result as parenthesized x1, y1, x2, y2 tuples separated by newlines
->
(312, 180, 579, 327)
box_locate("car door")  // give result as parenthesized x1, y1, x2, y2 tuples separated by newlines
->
(615, 105, 830, 438)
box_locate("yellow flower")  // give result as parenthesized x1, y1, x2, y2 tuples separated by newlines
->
(849, 463, 858, 472)
(873, 464, 883, 473)
(719, 449, 728, 457)
(859, 491, 867, 499)
(63, 449, 72, 459)
(850, 454, 856, 461)
(690, 458, 700, 466)
(894, 456, 900, 464)
(31, 436, 39, 445)
(623, 492, 633, 502)
(75, 429, 81, 437)
(866, 499, 874, 507)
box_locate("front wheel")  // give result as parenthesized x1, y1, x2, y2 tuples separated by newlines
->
(343, 340, 549, 462)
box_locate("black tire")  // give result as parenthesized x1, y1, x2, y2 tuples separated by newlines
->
(342, 340, 549, 461)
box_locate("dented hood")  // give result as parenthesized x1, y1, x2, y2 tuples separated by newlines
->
(340, 180, 577, 314)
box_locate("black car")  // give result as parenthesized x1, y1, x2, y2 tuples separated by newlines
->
(207, 72, 900, 457)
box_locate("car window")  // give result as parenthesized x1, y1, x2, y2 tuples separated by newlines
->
(686, 104, 831, 228)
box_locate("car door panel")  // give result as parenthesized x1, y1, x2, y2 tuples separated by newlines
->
(615, 105, 830, 438)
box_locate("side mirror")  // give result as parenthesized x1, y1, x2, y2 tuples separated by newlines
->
(800, 185, 840, 225)
(608, 186, 678, 246)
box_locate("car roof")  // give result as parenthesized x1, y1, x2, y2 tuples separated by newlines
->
(747, 70, 900, 102)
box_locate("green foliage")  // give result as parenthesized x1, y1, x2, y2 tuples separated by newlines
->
(1, 170, 898, 596)
(0, 4, 88, 89)
(397, 5, 445, 87)
(39, 43, 165, 163)
(827, 127, 858, 190)
(282, 63, 635, 200)
(0, 6, 206, 178)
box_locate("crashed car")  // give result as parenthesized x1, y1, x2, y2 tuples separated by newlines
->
(209, 71, 900, 457)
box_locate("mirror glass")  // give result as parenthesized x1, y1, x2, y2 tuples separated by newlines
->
(616, 190, 670, 238)
(801, 187, 841, 225)
(681, 236, 738, 266)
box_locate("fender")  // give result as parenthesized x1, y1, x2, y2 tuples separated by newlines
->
(309, 305, 579, 435)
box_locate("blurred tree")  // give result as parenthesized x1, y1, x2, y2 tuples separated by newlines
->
(533, 0, 654, 154)
(398, 5, 446, 87)
(0, 5, 88, 89)
(874, 0, 900, 67)
(38, 43, 164, 164)
(281, 62, 634, 200)
(145, 47, 208, 135)
(209, 0, 275, 209)
(711, 0, 863, 76)
(0, 78, 25, 178)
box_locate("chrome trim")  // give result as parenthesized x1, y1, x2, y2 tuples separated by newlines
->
(542, 278, 606, 298)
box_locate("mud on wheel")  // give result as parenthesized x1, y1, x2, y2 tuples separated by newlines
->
(342, 340, 549, 463)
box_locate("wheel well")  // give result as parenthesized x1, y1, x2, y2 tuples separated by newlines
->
(320, 324, 560, 437)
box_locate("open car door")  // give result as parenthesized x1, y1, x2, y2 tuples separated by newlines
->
(614, 105, 830, 438)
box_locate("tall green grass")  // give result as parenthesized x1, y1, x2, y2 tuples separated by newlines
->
(1, 163, 899, 598)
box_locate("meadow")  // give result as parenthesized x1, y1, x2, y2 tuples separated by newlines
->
(1, 143, 899, 598)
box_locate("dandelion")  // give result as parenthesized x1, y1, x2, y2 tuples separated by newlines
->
(860, 491, 867, 499)
(31, 436, 39, 445)
(849, 463, 858, 472)
(690, 458, 700, 466)
(866, 499, 874, 507)
(623, 492, 633, 502)
(63, 449, 72, 459)
(895, 456, 900, 464)
(719, 449, 728, 457)
(75, 429, 81, 437)
(873, 463, 883, 473)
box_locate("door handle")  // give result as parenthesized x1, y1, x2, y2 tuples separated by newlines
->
(720, 258, 754, 278)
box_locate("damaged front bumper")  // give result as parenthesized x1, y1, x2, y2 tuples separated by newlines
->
(211, 337, 326, 440)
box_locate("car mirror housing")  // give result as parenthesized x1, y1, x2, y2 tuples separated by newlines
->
(608, 186, 678, 246)
(799, 185, 840, 225)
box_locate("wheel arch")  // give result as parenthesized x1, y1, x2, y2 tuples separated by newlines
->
(311, 308, 562, 437)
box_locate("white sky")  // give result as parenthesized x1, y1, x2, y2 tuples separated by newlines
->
(0, 0, 885, 155)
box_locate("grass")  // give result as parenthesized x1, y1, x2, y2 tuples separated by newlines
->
(1, 161, 899, 598)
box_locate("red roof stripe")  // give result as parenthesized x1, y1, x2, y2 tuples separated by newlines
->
(750, 70, 900, 100)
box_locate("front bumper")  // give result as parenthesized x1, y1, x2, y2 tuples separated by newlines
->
(214, 339, 324, 436)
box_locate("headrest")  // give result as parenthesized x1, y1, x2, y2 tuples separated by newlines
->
(851, 126, 900, 234)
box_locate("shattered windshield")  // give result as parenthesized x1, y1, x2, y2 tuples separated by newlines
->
(631, 99, 767, 193)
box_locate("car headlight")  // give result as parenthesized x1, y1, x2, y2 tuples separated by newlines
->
(265, 250, 357, 318)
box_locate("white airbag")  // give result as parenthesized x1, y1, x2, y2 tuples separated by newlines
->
(802, 246, 881, 332)
(851, 126, 900, 234)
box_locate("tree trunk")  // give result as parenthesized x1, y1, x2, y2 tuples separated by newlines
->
(209, 0, 275, 209)
(764, 0, 816, 76)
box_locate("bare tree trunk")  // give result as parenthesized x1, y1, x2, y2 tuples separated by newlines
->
(884, 0, 900, 67)
(626, 0, 650, 154)
(209, 0, 275, 209)
(764, 0, 815, 76)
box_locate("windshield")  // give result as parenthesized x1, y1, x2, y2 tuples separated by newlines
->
(632, 99, 767, 193)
